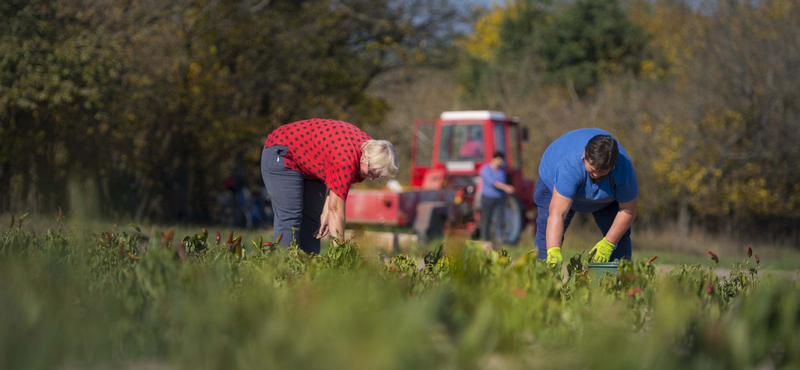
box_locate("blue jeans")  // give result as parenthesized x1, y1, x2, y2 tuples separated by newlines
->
(533, 179, 632, 261)
(261, 146, 327, 254)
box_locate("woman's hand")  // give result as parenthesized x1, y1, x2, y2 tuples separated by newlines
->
(326, 192, 346, 245)
(493, 181, 515, 194)
(315, 217, 330, 239)
(315, 191, 346, 245)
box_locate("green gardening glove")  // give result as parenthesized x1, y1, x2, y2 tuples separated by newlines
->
(589, 238, 615, 262)
(546, 247, 563, 268)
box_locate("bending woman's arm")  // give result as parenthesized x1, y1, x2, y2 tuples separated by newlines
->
(326, 191, 346, 246)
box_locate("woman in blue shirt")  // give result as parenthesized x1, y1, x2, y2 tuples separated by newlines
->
(479, 151, 515, 242)
(534, 129, 639, 268)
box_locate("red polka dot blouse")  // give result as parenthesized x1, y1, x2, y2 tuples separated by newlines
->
(264, 119, 371, 200)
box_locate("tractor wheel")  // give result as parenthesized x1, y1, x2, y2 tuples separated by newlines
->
(489, 195, 524, 245)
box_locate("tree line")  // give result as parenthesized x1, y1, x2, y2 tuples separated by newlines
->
(2, 0, 798, 240)
(0, 0, 463, 221)
(450, 0, 800, 239)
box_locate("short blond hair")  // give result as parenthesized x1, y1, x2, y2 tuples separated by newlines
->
(361, 140, 398, 179)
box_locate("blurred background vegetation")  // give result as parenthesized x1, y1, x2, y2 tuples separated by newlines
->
(1, 0, 799, 244)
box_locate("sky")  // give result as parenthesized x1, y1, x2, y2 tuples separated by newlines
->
(468, 0, 507, 8)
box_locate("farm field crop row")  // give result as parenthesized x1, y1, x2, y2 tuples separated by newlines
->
(1, 214, 799, 369)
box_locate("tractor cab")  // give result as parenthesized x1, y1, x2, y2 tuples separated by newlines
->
(412, 111, 528, 194)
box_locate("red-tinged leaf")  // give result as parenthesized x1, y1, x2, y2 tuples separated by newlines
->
(128, 253, 138, 260)
(228, 235, 241, 253)
(275, 232, 283, 244)
(512, 288, 526, 298)
(215, 231, 221, 243)
(161, 228, 175, 245)
(9, 213, 14, 228)
(262, 241, 274, 247)
(626, 287, 643, 298)
(747, 246, 753, 258)
(755, 254, 760, 265)
(706, 249, 719, 264)
(105, 231, 112, 244)
(647, 256, 658, 264)
(227, 231, 233, 245)
(118, 241, 124, 257)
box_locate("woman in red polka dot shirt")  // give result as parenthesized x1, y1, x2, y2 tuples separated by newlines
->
(262, 119, 398, 254)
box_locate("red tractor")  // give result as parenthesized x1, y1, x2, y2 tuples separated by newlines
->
(346, 111, 536, 245)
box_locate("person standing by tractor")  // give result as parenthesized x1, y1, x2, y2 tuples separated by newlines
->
(479, 151, 515, 243)
(262, 119, 398, 254)
(532, 129, 639, 268)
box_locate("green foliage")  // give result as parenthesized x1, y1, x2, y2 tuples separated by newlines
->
(0, 0, 463, 220)
(458, 0, 647, 103)
(454, 0, 800, 238)
(4, 217, 798, 369)
(537, 0, 647, 93)
(496, 0, 548, 62)
(457, 0, 550, 106)
(639, 0, 800, 229)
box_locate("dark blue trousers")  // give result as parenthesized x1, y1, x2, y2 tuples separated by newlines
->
(261, 146, 327, 254)
(533, 179, 632, 261)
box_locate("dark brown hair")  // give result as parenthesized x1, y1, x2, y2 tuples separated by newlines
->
(584, 135, 618, 171)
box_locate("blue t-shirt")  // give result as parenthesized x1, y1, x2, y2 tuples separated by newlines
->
(480, 164, 507, 199)
(538, 128, 638, 213)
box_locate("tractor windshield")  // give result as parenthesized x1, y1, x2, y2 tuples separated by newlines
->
(439, 124, 485, 162)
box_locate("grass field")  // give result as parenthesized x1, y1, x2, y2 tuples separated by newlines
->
(2, 213, 799, 369)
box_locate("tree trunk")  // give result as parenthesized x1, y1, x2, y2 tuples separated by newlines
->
(0, 162, 10, 212)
